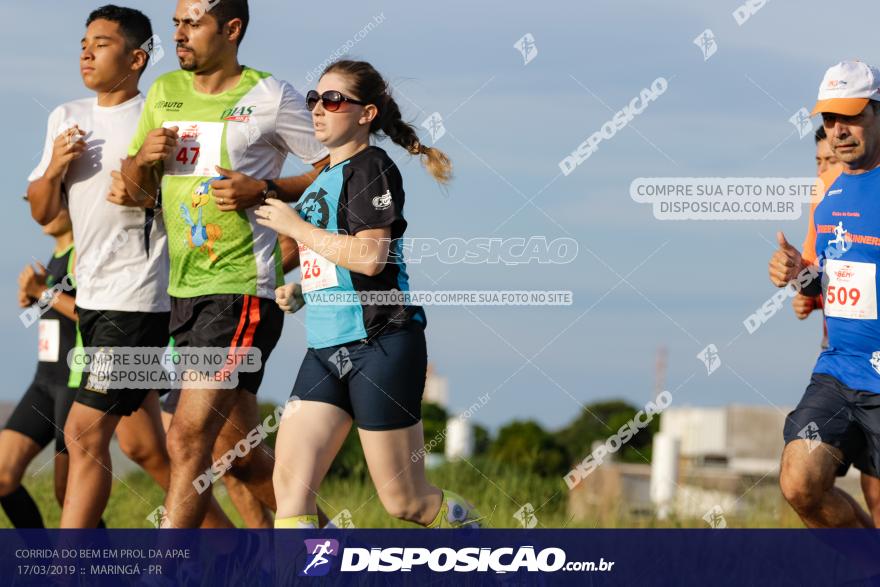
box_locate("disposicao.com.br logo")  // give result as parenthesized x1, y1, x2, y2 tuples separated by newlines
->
(299, 540, 613, 575)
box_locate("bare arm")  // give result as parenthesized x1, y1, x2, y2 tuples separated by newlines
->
(278, 234, 300, 274)
(256, 200, 390, 277)
(28, 126, 87, 225)
(28, 174, 65, 226)
(119, 126, 180, 209)
(211, 156, 330, 212)
(273, 157, 328, 203)
(117, 159, 161, 208)
(46, 292, 77, 322)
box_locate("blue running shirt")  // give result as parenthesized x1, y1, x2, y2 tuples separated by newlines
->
(813, 166, 880, 392)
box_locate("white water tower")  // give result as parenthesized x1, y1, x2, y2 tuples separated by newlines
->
(650, 432, 679, 519)
(445, 417, 474, 461)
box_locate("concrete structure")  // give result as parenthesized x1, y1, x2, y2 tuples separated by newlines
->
(659, 405, 791, 474)
(568, 404, 863, 524)
(649, 432, 679, 519)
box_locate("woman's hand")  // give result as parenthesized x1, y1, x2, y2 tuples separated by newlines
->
(275, 282, 305, 314)
(255, 198, 304, 238)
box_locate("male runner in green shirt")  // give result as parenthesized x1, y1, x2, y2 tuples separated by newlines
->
(121, 0, 328, 527)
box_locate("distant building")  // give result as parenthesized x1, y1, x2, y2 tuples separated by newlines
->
(423, 364, 448, 408)
(568, 404, 862, 523)
(660, 405, 791, 474)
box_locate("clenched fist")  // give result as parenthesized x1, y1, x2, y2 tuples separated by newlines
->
(792, 293, 817, 320)
(46, 125, 87, 179)
(275, 282, 305, 314)
(134, 126, 179, 167)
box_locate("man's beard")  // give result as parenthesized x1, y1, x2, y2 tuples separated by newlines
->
(177, 46, 198, 71)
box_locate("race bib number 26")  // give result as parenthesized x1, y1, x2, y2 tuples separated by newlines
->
(162, 121, 223, 176)
(825, 259, 877, 320)
(299, 244, 339, 293)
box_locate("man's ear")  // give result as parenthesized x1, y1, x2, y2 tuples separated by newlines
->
(226, 18, 243, 45)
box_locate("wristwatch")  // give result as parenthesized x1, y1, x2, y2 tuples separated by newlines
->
(261, 179, 280, 202)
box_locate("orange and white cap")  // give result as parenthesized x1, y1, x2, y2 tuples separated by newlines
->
(812, 61, 880, 116)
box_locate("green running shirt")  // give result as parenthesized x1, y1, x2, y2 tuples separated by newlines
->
(129, 67, 327, 298)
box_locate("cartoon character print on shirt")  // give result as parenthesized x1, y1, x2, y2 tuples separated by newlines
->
(297, 187, 330, 229)
(180, 176, 223, 262)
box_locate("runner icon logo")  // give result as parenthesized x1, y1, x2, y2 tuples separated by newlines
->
(703, 505, 727, 529)
(513, 33, 538, 65)
(831, 221, 850, 253)
(697, 344, 721, 375)
(693, 29, 717, 61)
(421, 112, 446, 144)
(301, 539, 339, 577)
(329, 347, 352, 378)
(871, 351, 880, 376)
(789, 107, 814, 139)
(329, 509, 356, 529)
(513, 503, 538, 528)
(798, 422, 822, 452)
(146, 506, 166, 529)
(141, 34, 165, 68)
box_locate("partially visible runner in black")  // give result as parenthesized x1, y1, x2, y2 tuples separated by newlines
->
(0, 209, 89, 527)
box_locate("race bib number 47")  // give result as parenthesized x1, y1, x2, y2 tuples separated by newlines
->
(299, 244, 339, 293)
(162, 121, 223, 176)
(825, 259, 877, 320)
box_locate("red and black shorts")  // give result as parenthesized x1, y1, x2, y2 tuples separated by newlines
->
(169, 294, 283, 395)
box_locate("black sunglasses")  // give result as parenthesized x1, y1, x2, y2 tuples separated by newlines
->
(306, 90, 367, 112)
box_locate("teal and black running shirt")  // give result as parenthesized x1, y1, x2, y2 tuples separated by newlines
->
(295, 146, 425, 349)
(36, 244, 82, 387)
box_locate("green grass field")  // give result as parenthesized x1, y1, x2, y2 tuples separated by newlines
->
(0, 457, 807, 529)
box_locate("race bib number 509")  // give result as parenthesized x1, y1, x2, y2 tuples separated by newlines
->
(825, 259, 877, 320)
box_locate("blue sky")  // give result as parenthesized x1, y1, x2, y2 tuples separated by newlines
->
(2, 0, 877, 433)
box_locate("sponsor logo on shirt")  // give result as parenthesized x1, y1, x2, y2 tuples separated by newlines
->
(828, 188, 843, 196)
(818, 223, 880, 247)
(372, 190, 392, 211)
(833, 264, 855, 282)
(179, 124, 200, 140)
(156, 100, 183, 112)
(221, 105, 255, 122)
